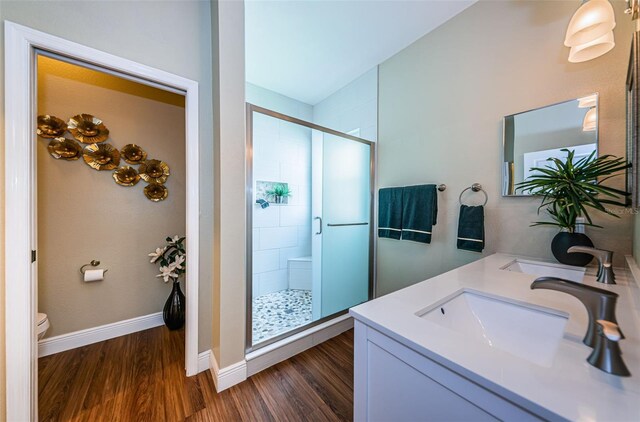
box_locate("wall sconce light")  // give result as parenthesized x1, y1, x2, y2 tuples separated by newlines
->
(583, 107, 597, 131)
(565, 0, 616, 63)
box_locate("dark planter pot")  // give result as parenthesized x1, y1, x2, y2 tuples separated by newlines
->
(551, 232, 594, 267)
(164, 280, 185, 330)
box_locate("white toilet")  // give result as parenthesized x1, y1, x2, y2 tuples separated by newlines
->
(37, 313, 49, 340)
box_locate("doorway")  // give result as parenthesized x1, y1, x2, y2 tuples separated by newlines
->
(4, 22, 200, 421)
(246, 104, 375, 350)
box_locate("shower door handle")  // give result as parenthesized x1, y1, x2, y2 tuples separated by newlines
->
(314, 216, 322, 235)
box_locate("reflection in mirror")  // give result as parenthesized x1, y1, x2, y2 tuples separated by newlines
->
(502, 94, 598, 196)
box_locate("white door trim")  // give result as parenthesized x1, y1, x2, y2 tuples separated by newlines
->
(4, 21, 200, 421)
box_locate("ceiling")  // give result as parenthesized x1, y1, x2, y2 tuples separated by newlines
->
(245, 0, 476, 105)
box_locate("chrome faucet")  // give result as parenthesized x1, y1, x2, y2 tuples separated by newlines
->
(531, 277, 629, 376)
(567, 246, 615, 284)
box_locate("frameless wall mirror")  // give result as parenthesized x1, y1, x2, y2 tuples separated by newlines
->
(502, 94, 599, 196)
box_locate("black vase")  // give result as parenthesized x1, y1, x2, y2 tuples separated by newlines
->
(163, 280, 185, 330)
(551, 232, 594, 267)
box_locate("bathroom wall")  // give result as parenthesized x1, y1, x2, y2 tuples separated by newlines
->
(313, 67, 378, 142)
(247, 82, 313, 121)
(0, 2, 214, 416)
(377, 0, 634, 295)
(37, 56, 186, 337)
(251, 113, 312, 297)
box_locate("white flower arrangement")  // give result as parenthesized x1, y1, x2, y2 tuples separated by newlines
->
(149, 235, 186, 283)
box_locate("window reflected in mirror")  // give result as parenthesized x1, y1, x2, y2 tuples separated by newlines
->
(502, 94, 598, 196)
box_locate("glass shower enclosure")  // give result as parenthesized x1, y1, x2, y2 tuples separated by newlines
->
(246, 104, 374, 350)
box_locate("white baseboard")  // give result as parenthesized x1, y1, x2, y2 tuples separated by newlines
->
(198, 350, 211, 374)
(38, 312, 164, 357)
(209, 353, 247, 392)
(246, 314, 353, 377)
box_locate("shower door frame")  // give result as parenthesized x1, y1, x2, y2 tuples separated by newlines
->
(245, 103, 376, 352)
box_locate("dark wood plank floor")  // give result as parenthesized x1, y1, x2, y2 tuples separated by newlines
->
(38, 326, 354, 421)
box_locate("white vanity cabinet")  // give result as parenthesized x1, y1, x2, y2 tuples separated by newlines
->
(350, 254, 640, 421)
(353, 321, 550, 422)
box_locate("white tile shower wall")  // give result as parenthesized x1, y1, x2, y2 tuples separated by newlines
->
(251, 106, 312, 297)
(313, 67, 378, 142)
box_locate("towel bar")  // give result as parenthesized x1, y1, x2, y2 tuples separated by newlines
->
(327, 222, 369, 227)
(459, 183, 488, 206)
(381, 184, 446, 191)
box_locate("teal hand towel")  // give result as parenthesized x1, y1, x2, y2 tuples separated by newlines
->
(378, 187, 403, 240)
(457, 205, 485, 252)
(401, 185, 437, 244)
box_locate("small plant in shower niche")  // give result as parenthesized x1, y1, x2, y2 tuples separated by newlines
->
(266, 183, 292, 204)
(149, 235, 186, 330)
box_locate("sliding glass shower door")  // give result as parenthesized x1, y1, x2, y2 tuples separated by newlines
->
(247, 105, 374, 349)
(312, 132, 371, 319)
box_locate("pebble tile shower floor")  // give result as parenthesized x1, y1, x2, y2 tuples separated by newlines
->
(252, 289, 312, 344)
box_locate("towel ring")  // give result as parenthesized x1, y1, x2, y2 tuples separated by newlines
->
(459, 183, 488, 206)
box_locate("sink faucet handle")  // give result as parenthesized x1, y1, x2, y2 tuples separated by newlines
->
(597, 319, 622, 341)
(587, 320, 630, 376)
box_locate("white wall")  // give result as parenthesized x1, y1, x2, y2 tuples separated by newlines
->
(313, 67, 378, 142)
(377, 0, 634, 296)
(247, 83, 313, 121)
(251, 113, 312, 297)
(211, 0, 247, 369)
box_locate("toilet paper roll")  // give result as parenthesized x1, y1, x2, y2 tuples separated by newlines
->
(84, 269, 104, 282)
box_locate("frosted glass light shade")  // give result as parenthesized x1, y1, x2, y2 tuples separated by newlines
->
(583, 107, 597, 131)
(565, 0, 616, 47)
(568, 31, 615, 63)
(577, 94, 598, 108)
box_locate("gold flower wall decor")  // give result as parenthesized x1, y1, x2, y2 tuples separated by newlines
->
(38, 113, 171, 202)
(144, 183, 168, 202)
(47, 137, 82, 161)
(68, 114, 110, 143)
(113, 166, 141, 187)
(37, 115, 67, 138)
(139, 159, 170, 184)
(121, 144, 147, 164)
(83, 143, 121, 170)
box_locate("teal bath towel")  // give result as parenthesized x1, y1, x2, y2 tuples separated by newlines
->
(378, 187, 403, 240)
(457, 205, 485, 252)
(401, 185, 437, 244)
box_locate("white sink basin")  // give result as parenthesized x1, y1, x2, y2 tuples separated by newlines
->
(418, 289, 568, 367)
(501, 258, 585, 282)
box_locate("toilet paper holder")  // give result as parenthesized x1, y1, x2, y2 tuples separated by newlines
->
(80, 260, 109, 275)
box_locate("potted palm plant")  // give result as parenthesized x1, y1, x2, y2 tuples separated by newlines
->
(517, 149, 630, 266)
(266, 183, 292, 204)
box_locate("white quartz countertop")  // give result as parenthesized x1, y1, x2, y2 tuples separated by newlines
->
(350, 253, 640, 421)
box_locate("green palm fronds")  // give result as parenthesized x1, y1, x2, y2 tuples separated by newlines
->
(516, 149, 630, 232)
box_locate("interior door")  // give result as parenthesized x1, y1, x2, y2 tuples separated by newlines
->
(318, 133, 371, 318)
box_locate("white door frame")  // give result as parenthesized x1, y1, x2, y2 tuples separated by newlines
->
(4, 21, 200, 421)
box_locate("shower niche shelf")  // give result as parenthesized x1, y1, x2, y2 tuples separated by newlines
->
(256, 180, 290, 205)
